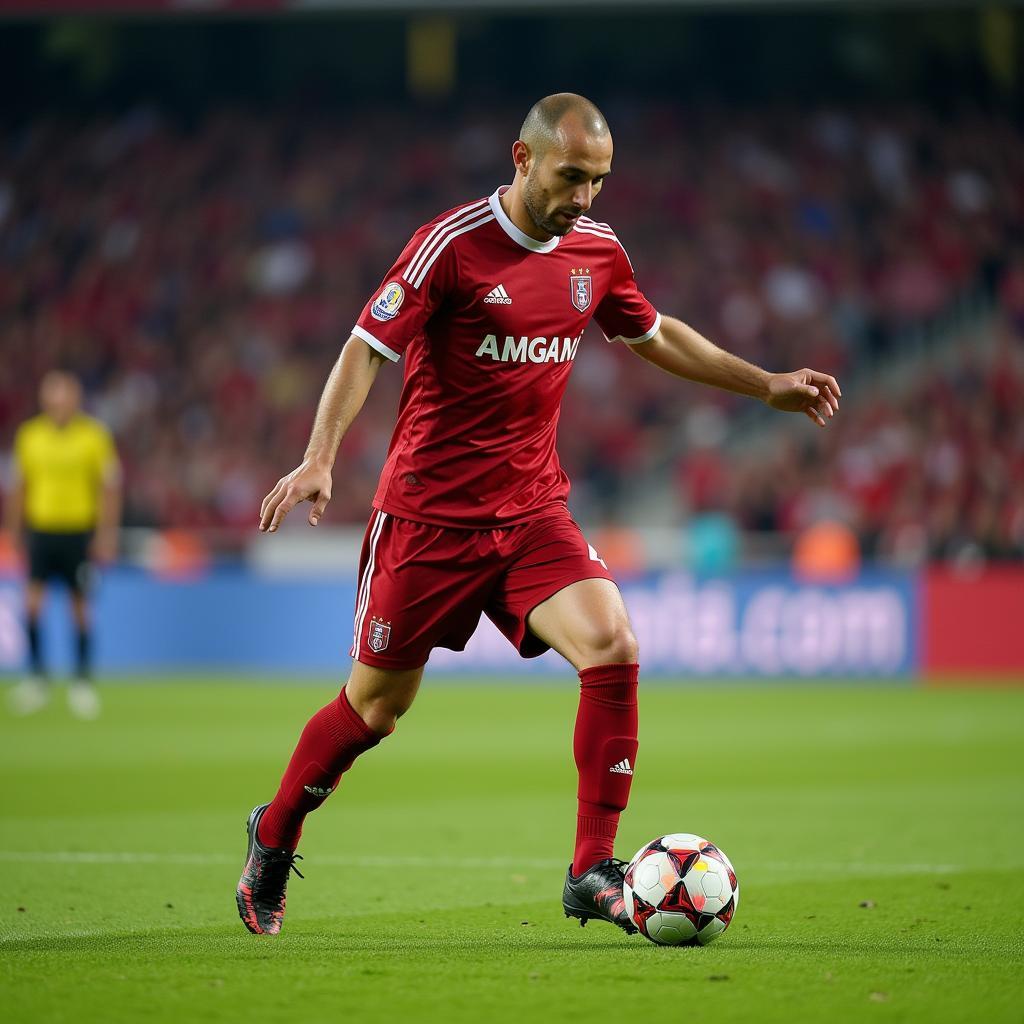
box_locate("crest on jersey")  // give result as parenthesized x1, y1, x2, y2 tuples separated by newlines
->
(371, 281, 405, 322)
(368, 616, 392, 653)
(570, 272, 592, 313)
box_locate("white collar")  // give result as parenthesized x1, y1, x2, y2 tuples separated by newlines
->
(489, 186, 561, 253)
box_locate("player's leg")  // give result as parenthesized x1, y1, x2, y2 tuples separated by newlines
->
(11, 528, 53, 714)
(258, 660, 424, 850)
(526, 577, 639, 870)
(237, 510, 492, 934)
(238, 660, 423, 935)
(26, 579, 47, 677)
(66, 535, 101, 718)
(9, 578, 50, 714)
(527, 578, 640, 933)
(50, 536, 98, 720)
(26, 580, 46, 678)
(255, 511, 446, 852)
(526, 576, 638, 670)
(69, 590, 92, 677)
(488, 518, 639, 932)
(67, 591, 101, 718)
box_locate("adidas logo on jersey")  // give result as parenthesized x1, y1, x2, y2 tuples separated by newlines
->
(609, 758, 633, 775)
(483, 284, 513, 305)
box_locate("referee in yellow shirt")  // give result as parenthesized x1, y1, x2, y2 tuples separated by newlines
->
(5, 372, 121, 718)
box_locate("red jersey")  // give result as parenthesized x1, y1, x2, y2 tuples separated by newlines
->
(352, 186, 660, 529)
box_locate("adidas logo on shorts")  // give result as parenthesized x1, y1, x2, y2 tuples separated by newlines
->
(483, 284, 512, 305)
(609, 758, 633, 775)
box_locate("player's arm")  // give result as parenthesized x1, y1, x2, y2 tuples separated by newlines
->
(3, 468, 25, 554)
(93, 463, 122, 564)
(630, 315, 841, 428)
(259, 336, 388, 533)
(4, 428, 27, 555)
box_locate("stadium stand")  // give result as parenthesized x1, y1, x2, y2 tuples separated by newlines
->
(1, 101, 1021, 560)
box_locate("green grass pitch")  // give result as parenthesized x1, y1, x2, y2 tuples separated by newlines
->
(1, 678, 1022, 1024)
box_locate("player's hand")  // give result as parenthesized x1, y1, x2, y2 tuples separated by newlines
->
(259, 459, 333, 533)
(765, 369, 841, 427)
(90, 529, 118, 565)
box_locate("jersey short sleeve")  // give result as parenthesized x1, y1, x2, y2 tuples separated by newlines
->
(12, 422, 29, 479)
(593, 242, 661, 345)
(91, 422, 120, 483)
(352, 219, 462, 362)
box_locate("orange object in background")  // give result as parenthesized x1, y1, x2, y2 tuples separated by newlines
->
(591, 525, 646, 577)
(148, 530, 210, 580)
(792, 520, 861, 582)
(0, 531, 21, 575)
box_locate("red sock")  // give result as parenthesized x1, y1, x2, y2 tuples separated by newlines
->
(572, 663, 639, 876)
(258, 687, 383, 850)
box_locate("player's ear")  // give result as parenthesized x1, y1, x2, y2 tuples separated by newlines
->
(512, 140, 531, 176)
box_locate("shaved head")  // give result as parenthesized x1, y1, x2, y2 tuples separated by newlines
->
(509, 93, 613, 239)
(520, 93, 610, 158)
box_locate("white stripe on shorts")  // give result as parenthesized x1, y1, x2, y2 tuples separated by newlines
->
(352, 510, 388, 659)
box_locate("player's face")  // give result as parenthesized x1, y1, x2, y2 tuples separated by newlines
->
(521, 124, 613, 237)
(40, 374, 81, 425)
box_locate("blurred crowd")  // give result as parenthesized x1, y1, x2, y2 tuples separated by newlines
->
(1, 100, 1022, 561)
(675, 331, 1024, 565)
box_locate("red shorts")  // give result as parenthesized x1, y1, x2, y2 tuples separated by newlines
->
(348, 508, 615, 670)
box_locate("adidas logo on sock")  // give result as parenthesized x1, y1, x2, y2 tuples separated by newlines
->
(303, 785, 334, 797)
(483, 283, 512, 304)
(609, 758, 633, 775)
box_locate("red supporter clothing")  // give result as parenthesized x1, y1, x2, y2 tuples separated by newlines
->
(353, 186, 661, 529)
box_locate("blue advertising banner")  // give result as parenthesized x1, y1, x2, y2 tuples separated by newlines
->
(431, 570, 917, 678)
(0, 567, 917, 678)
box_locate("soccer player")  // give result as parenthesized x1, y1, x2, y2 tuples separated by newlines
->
(5, 371, 121, 719)
(237, 94, 840, 936)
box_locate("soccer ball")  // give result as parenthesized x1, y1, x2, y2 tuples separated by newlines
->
(623, 833, 739, 946)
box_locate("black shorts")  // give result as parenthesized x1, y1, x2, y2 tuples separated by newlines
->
(27, 530, 93, 594)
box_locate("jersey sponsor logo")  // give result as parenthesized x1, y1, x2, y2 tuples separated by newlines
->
(570, 269, 592, 313)
(483, 284, 512, 305)
(474, 333, 582, 364)
(368, 616, 392, 653)
(371, 281, 405, 321)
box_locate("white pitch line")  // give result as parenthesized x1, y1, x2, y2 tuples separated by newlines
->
(0, 851, 563, 869)
(0, 851, 982, 874)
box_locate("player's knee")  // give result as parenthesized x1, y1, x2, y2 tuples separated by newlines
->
(609, 628, 640, 665)
(358, 701, 398, 736)
(357, 693, 415, 736)
(581, 623, 639, 667)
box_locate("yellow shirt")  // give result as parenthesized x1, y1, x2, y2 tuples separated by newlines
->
(13, 414, 119, 532)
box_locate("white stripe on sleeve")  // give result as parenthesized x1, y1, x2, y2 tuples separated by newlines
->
(604, 312, 662, 345)
(352, 325, 401, 362)
(409, 213, 494, 289)
(403, 199, 489, 286)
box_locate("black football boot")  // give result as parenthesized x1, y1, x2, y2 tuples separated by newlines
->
(562, 858, 637, 934)
(235, 803, 304, 935)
